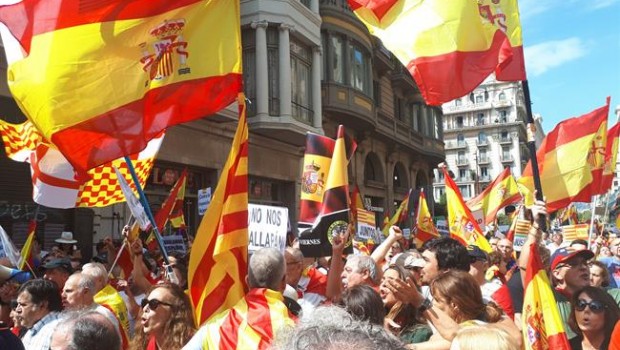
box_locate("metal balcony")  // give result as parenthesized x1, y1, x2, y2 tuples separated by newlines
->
(498, 136, 513, 144)
(445, 141, 467, 150)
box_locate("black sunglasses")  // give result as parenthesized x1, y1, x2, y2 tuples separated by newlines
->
(575, 299, 607, 313)
(141, 298, 174, 311)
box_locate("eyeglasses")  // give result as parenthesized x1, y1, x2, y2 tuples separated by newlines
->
(575, 299, 607, 313)
(141, 298, 174, 311)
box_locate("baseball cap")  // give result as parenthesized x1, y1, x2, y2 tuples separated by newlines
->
(467, 245, 488, 263)
(41, 258, 73, 274)
(550, 247, 594, 271)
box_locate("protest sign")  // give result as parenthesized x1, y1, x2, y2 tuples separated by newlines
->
(248, 204, 288, 253)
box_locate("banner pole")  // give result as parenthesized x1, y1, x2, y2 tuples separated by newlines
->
(522, 80, 545, 229)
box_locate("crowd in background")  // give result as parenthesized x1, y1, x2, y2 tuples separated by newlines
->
(1, 200, 620, 349)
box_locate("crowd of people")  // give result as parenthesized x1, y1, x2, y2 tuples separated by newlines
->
(1, 200, 620, 349)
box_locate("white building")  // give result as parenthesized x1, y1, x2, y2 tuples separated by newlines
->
(433, 75, 530, 201)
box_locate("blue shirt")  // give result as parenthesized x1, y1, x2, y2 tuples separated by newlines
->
(599, 256, 620, 288)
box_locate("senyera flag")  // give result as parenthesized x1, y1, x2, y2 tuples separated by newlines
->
(189, 94, 248, 326)
(0, 0, 242, 176)
(467, 167, 521, 225)
(518, 98, 610, 212)
(347, 0, 520, 105)
(0, 119, 162, 209)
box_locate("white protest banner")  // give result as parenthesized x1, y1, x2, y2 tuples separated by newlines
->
(162, 235, 187, 254)
(248, 204, 288, 253)
(114, 167, 151, 231)
(356, 208, 376, 240)
(197, 187, 211, 216)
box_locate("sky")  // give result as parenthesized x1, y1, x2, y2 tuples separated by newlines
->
(519, 0, 620, 132)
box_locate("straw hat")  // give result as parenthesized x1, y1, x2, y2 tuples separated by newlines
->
(55, 231, 77, 244)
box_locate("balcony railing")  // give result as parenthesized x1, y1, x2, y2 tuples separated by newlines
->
(476, 139, 488, 147)
(445, 141, 467, 150)
(479, 175, 492, 182)
(498, 136, 513, 144)
(500, 155, 514, 163)
(456, 158, 469, 166)
(477, 156, 491, 164)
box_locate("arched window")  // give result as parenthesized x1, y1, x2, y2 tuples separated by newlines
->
(478, 132, 487, 142)
(499, 92, 506, 101)
(393, 162, 408, 189)
(457, 134, 465, 145)
(364, 153, 384, 183)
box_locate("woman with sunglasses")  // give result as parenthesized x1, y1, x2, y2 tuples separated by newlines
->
(131, 283, 195, 350)
(568, 286, 620, 350)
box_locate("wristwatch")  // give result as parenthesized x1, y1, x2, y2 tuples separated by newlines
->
(419, 298, 433, 312)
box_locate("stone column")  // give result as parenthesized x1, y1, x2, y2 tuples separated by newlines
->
(310, 0, 319, 13)
(312, 46, 322, 129)
(251, 20, 269, 117)
(279, 23, 294, 119)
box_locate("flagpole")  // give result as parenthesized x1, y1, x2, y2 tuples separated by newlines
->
(123, 156, 171, 266)
(522, 80, 545, 228)
(107, 239, 127, 277)
(588, 196, 597, 249)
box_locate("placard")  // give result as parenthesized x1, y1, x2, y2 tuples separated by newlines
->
(162, 235, 187, 254)
(356, 208, 376, 240)
(248, 204, 288, 253)
(197, 188, 212, 216)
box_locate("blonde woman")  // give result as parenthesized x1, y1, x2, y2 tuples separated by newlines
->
(450, 326, 519, 350)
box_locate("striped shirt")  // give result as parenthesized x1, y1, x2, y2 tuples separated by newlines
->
(21, 311, 61, 350)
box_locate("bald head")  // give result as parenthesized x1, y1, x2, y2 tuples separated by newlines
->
(52, 311, 120, 350)
(248, 248, 286, 291)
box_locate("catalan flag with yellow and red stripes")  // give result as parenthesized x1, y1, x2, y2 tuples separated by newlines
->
(198, 288, 295, 349)
(154, 169, 187, 232)
(0, 0, 242, 176)
(188, 94, 248, 326)
(347, 0, 516, 105)
(522, 243, 571, 349)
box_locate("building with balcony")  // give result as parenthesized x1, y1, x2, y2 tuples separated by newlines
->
(433, 75, 530, 201)
(0, 0, 444, 256)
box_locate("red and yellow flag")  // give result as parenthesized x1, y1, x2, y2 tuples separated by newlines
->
(348, 0, 514, 105)
(350, 184, 364, 221)
(444, 168, 492, 252)
(415, 189, 439, 244)
(189, 94, 248, 326)
(467, 167, 521, 225)
(522, 243, 571, 349)
(478, 0, 526, 81)
(518, 99, 610, 212)
(0, 119, 162, 208)
(0, 0, 242, 176)
(599, 122, 620, 193)
(198, 288, 295, 349)
(154, 169, 187, 232)
(382, 189, 412, 236)
(18, 221, 36, 271)
(95, 284, 131, 350)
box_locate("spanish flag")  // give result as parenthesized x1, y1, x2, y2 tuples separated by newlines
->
(198, 288, 295, 349)
(599, 122, 620, 194)
(154, 169, 187, 232)
(467, 167, 521, 225)
(189, 94, 248, 326)
(444, 168, 492, 252)
(479, 0, 526, 81)
(299, 125, 355, 258)
(382, 189, 412, 236)
(348, 0, 513, 105)
(518, 99, 610, 212)
(522, 243, 571, 349)
(299, 132, 356, 228)
(415, 189, 439, 244)
(0, 0, 242, 176)
(18, 220, 36, 271)
(95, 284, 131, 350)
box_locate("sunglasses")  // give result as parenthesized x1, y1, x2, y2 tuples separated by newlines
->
(575, 299, 607, 313)
(141, 298, 174, 311)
